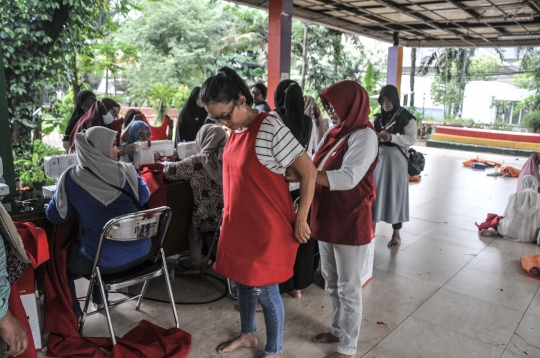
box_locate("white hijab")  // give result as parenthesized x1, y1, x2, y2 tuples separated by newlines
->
(510, 175, 540, 219)
(55, 127, 139, 218)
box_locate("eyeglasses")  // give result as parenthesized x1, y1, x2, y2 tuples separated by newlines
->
(208, 98, 238, 123)
(324, 103, 336, 115)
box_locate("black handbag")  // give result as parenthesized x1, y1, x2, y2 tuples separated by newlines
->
(396, 146, 425, 176)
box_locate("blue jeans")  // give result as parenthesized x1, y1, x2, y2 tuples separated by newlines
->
(236, 282, 284, 355)
(67, 242, 147, 317)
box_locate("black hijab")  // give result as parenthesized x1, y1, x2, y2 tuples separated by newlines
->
(373, 85, 415, 141)
(274, 80, 312, 149)
(63, 90, 97, 141)
(176, 87, 209, 144)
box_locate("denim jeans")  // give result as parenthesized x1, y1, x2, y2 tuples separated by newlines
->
(67, 242, 147, 317)
(236, 282, 284, 355)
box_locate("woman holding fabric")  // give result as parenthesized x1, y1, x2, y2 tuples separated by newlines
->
(175, 87, 209, 144)
(46, 127, 150, 319)
(63, 90, 97, 151)
(293, 81, 378, 358)
(163, 124, 226, 275)
(498, 175, 540, 242)
(200, 67, 316, 358)
(371, 84, 417, 247)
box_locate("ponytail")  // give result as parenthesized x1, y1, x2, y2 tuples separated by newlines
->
(200, 66, 253, 106)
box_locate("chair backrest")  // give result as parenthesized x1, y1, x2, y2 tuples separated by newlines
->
(94, 206, 172, 267)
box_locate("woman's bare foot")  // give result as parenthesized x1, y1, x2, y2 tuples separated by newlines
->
(387, 230, 401, 247)
(234, 302, 263, 312)
(179, 265, 202, 275)
(289, 290, 301, 298)
(216, 334, 257, 354)
(329, 352, 355, 358)
(312, 332, 340, 343)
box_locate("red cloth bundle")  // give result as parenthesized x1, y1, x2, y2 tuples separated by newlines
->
(139, 163, 168, 208)
(475, 213, 503, 231)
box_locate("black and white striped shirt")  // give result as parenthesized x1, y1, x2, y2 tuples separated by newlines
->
(236, 114, 304, 175)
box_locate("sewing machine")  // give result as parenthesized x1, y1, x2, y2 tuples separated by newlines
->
(133, 140, 175, 169)
(0, 157, 9, 200)
(42, 154, 78, 198)
(176, 141, 200, 160)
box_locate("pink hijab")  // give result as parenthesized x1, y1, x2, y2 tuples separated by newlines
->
(518, 154, 540, 193)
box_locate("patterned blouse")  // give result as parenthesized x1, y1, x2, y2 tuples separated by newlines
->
(163, 155, 223, 240)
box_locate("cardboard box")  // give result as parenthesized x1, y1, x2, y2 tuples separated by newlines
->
(17, 267, 42, 350)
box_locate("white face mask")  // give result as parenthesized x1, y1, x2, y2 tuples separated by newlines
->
(102, 113, 114, 125)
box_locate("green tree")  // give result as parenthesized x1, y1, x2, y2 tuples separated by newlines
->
(1, 0, 136, 145)
(514, 48, 540, 111)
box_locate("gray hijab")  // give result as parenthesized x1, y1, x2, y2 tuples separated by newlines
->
(55, 127, 139, 218)
(196, 124, 227, 186)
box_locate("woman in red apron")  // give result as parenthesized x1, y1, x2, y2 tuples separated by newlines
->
(200, 67, 316, 357)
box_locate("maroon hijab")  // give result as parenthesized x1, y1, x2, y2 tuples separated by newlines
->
(68, 101, 107, 152)
(313, 81, 374, 168)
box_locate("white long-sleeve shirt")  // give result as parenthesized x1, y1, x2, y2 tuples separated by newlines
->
(389, 119, 417, 147)
(318, 128, 379, 191)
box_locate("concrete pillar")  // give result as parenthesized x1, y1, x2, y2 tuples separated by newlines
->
(386, 46, 404, 95)
(267, 0, 293, 108)
(0, 45, 15, 192)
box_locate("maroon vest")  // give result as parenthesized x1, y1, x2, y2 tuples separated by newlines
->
(311, 133, 378, 246)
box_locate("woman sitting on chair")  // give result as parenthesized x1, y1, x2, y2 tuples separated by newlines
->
(163, 124, 226, 275)
(46, 127, 150, 319)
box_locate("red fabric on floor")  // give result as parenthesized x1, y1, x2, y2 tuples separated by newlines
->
(475, 213, 503, 231)
(140, 163, 168, 208)
(43, 217, 191, 358)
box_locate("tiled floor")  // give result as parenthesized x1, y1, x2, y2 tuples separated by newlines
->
(36, 146, 540, 358)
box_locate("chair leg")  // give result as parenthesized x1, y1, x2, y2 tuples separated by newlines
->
(136, 280, 149, 311)
(200, 232, 218, 278)
(161, 248, 180, 328)
(227, 278, 237, 299)
(96, 267, 117, 345)
(79, 274, 97, 333)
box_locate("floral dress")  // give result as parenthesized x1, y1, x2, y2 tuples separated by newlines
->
(163, 155, 223, 240)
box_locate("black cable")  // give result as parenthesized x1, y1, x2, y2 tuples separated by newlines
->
(77, 270, 229, 305)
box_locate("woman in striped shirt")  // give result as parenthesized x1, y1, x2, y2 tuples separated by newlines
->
(200, 67, 316, 358)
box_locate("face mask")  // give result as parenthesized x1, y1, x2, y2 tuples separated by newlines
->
(102, 113, 114, 125)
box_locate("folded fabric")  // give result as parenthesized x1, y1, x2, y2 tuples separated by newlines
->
(139, 163, 168, 208)
(500, 165, 521, 178)
(475, 213, 503, 231)
(463, 158, 502, 168)
(521, 255, 540, 280)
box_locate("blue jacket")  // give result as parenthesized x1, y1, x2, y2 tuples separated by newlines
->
(46, 173, 151, 267)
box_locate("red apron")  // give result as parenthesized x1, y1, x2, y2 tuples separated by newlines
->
(311, 133, 378, 246)
(214, 112, 298, 286)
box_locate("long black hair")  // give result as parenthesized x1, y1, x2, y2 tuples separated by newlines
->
(274, 79, 312, 149)
(200, 67, 253, 106)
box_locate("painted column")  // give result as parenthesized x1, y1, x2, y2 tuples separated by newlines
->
(386, 46, 404, 95)
(0, 45, 15, 192)
(267, 0, 293, 108)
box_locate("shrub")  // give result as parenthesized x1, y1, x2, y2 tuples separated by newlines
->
(523, 111, 540, 133)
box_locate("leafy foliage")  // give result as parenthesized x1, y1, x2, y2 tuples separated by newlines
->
(13, 140, 64, 187)
(523, 111, 540, 133)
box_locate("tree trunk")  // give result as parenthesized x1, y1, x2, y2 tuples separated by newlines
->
(410, 48, 416, 107)
(71, 52, 80, 108)
(105, 68, 109, 95)
(113, 74, 117, 96)
(300, 22, 309, 90)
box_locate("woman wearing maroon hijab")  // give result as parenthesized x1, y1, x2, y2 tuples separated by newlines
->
(293, 81, 378, 358)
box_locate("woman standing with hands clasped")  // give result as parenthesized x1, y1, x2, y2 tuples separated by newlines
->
(200, 67, 316, 358)
(371, 84, 417, 247)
